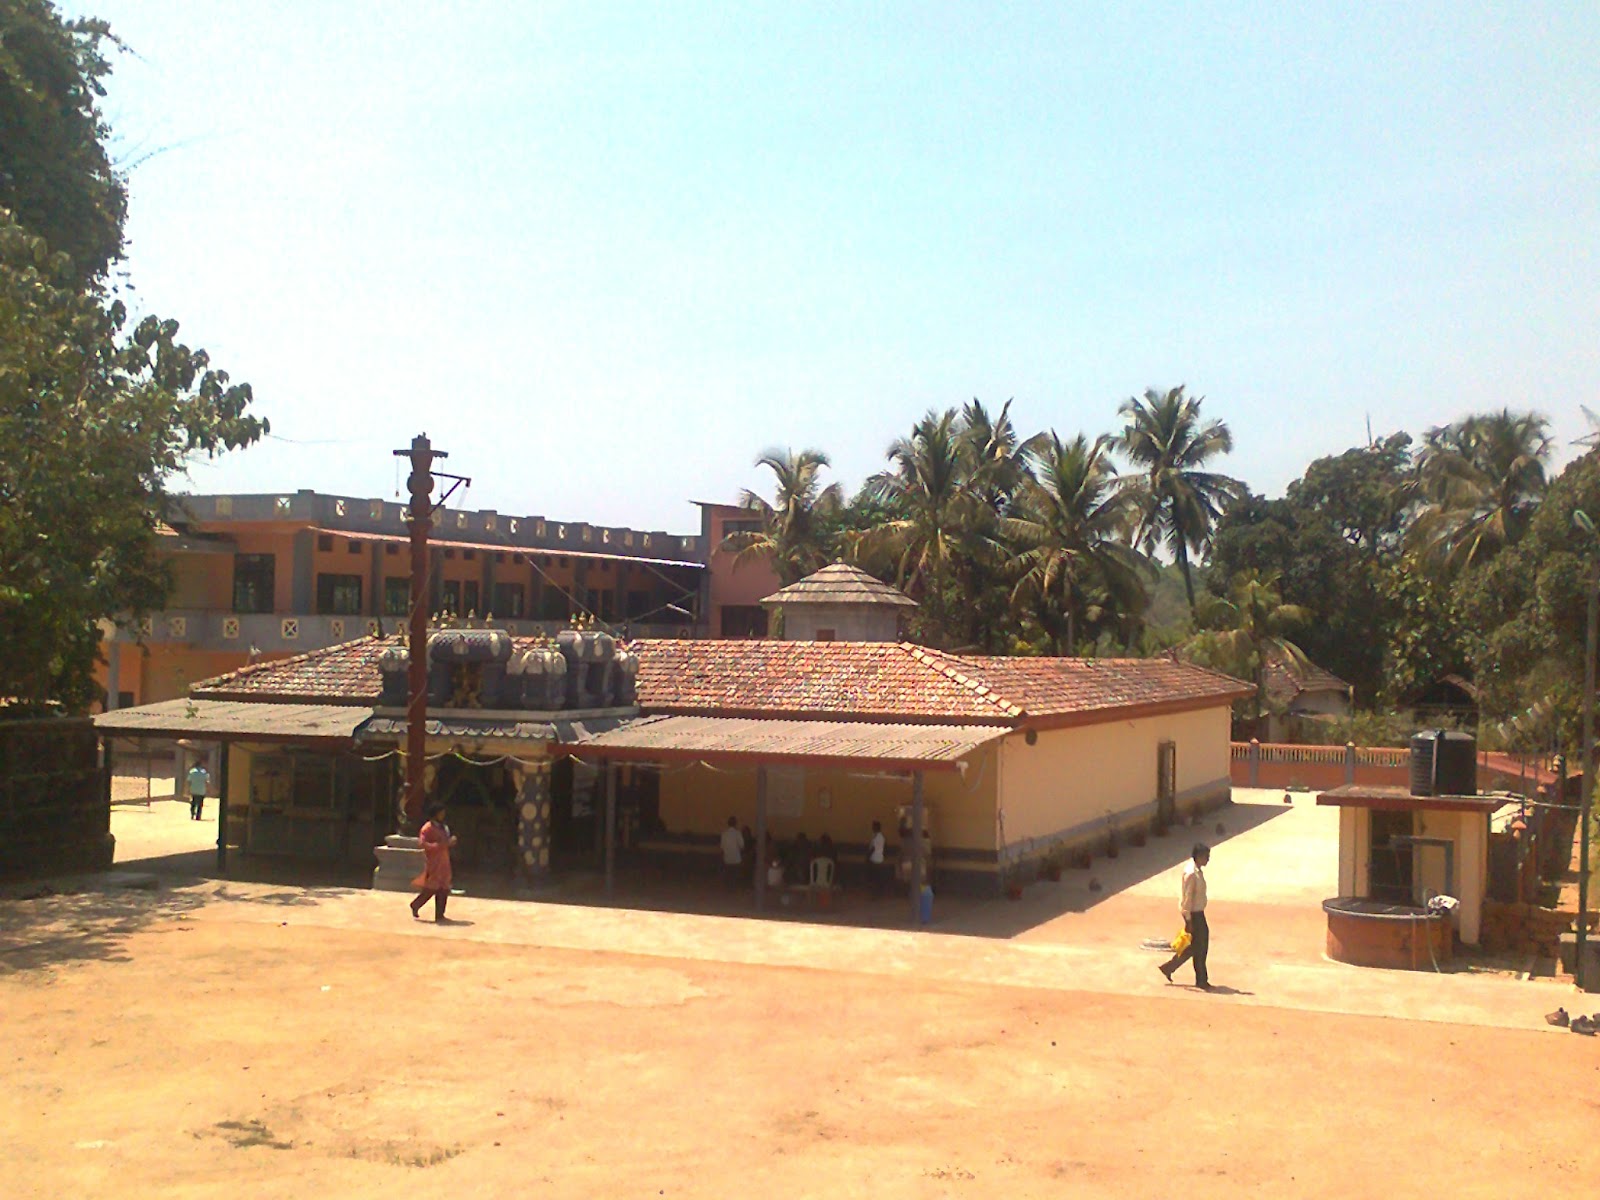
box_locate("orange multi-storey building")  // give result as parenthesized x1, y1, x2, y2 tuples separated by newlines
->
(97, 490, 781, 709)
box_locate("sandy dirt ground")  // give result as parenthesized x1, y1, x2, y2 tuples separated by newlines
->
(3, 790, 1597, 1198)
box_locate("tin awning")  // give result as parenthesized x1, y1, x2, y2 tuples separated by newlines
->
(93, 699, 369, 744)
(565, 714, 1005, 773)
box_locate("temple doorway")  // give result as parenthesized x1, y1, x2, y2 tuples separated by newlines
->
(434, 756, 519, 874)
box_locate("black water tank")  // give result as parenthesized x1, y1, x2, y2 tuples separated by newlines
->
(1409, 730, 1477, 797)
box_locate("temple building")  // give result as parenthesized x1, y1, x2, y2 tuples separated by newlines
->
(93, 623, 1250, 901)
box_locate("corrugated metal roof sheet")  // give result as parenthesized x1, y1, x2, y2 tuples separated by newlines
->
(570, 714, 1003, 771)
(93, 700, 367, 742)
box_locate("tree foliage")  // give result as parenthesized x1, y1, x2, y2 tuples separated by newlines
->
(0, 3, 266, 711)
(1183, 569, 1310, 729)
(0, 0, 125, 285)
(1002, 433, 1145, 654)
(1409, 409, 1551, 573)
(1114, 386, 1243, 608)
(720, 447, 843, 586)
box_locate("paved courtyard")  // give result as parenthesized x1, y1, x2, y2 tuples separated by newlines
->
(2, 787, 1595, 1197)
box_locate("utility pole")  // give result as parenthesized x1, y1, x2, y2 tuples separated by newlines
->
(1574, 511, 1597, 989)
(1581, 564, 1596, 990)
(391, 434, 469, 830)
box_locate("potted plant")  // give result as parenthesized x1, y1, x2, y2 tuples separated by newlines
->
(1042, 845, 1064, 882)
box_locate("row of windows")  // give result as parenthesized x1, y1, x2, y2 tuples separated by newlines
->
(234, 553, 685, 616)
(238, 558, 676, 623)
(314, 531, 644, 573)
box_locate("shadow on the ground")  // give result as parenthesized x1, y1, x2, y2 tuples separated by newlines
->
(939, 800, 1295, 938)
(449, 800, 1295, 940)
(0, 885, 210, 975)
(121, 847, 376, 892)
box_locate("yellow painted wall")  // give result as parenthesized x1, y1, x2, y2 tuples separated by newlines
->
(656, 743, 999, 853)
(997, 705, 1232, 852)
(1337, 807, 1487, 944)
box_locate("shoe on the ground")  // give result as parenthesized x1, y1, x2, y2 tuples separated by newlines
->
(1546, 1007, 1570, 1027)
(1570, 1015, 1597, 1036)
(1159, 964, 1173, 982)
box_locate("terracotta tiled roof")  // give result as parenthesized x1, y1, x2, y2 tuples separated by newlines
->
(907, 647, 1255, 723)
(1261, 648, 1351, 709)
(191, 638, 388, 704)
(632, 640, 1017, 723)
(190, 635, 1253, 725)
(760, 563, 917, 608)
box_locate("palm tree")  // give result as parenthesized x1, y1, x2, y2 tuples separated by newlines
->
(719, 448, 843, 585)
(1114, 386, 1243, 609)
(1002, 433, 1148, 654)
(1186, 569, 1313, 726)
(1409, 409, 1551, 572)
(958, 398, 1043, 515)
(855, 409, 998, 643)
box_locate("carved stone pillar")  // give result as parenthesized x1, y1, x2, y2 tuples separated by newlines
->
(517, 762, 553, 880)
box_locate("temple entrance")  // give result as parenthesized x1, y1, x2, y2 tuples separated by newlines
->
(549, 759, 601, 867)
(434, 757, 519, 874)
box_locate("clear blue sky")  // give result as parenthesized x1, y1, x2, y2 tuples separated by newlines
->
(72, 1, 1600, 534)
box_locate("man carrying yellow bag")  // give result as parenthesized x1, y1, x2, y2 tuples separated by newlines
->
(1159, 843, 1211, 990)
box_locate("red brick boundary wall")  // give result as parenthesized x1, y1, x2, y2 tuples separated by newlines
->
(1230, 742, 1564, 795)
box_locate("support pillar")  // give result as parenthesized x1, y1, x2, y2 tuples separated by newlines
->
(1249, 738, 1261, 787)
(755, 766, 769, 912)
(516, 763, 553, 881)
(1344, 742, 1357, 786)
(604, 764, 617, 899)
(910, 771, 925, 928)
(216, 740, 230, 876)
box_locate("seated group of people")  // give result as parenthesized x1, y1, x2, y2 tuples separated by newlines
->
(721, 817, 894, 894)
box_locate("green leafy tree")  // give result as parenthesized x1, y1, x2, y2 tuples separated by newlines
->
(1114, 385, 1243, 609)
(1376, 558, 1471, 709)
(1409, 409, 1551, 573)
(855, 408, 1001, 647)
(1209, 492, 1378, 703)
(1002, 433, 1147, 654)
(1183, 570, 1311, 729)
(1286, 433, 1414, 563)
(0, 4, 266, 711)
(1456, 450, 1600, 752)
(1, 214, 265, 709)
(0, 0, 125, 285)
(720, 448, 843, 585)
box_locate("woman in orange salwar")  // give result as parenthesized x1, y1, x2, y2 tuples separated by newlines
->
(410, 803, 457, 922)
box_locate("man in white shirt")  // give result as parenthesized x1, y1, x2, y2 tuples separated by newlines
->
(187, 761, 211, 821)
(867, 819, 888, 896)
(1159, 843, 1212, 990)
(720, 816, 744, 890)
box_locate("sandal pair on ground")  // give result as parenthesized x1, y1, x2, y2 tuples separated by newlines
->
(1546, 1007, 1599, 1034)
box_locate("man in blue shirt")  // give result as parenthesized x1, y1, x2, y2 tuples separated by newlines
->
(187, 760, 211, 821)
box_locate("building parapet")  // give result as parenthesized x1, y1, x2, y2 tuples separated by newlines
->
(164, 491, 705, 563)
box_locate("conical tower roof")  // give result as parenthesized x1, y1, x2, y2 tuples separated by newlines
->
(759, 563, 917, 608)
